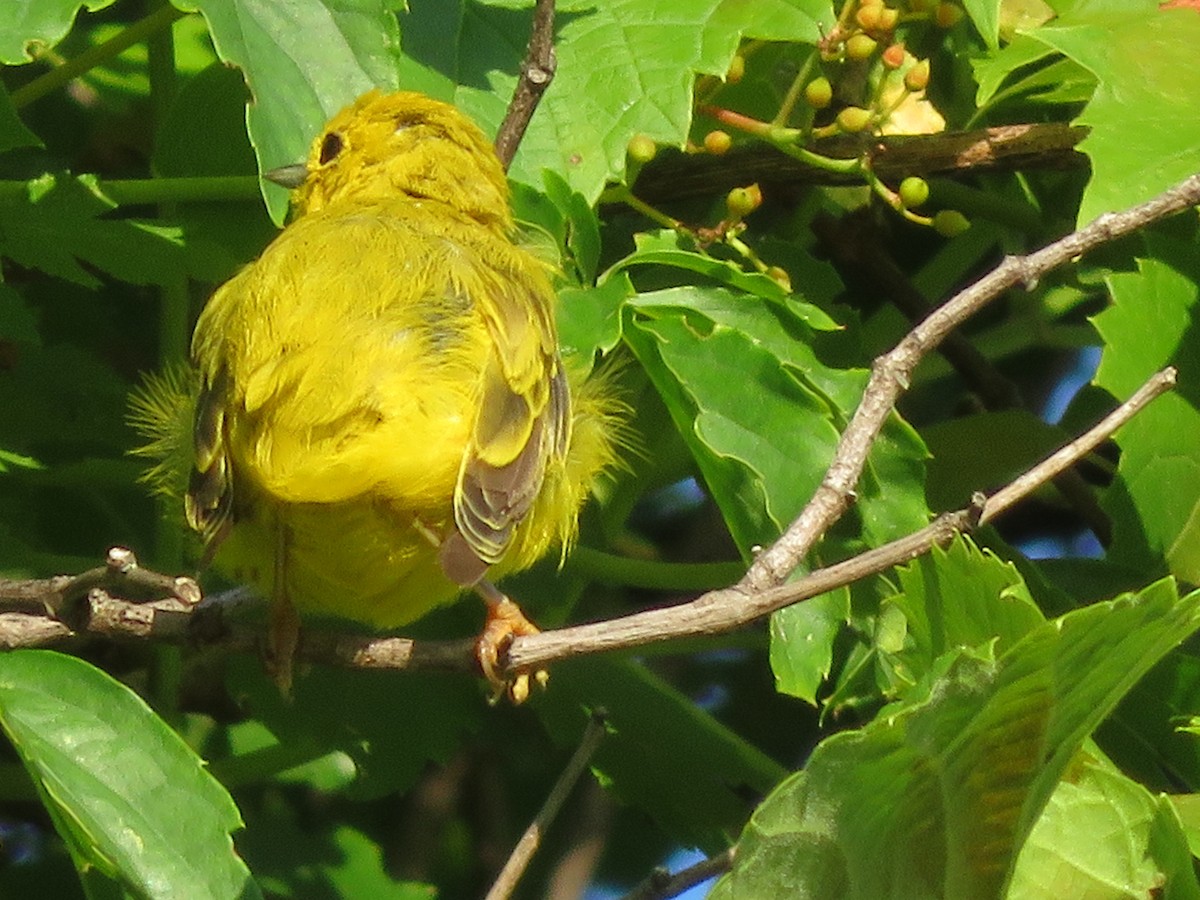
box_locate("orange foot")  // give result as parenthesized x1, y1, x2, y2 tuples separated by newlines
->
(475, 585, 548, 704)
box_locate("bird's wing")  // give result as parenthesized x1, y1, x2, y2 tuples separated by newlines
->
(440, 266, 570, 587)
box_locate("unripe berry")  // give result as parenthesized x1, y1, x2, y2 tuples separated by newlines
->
(881, 43, 906, 69)
(935, 3, 964, 27)
(846, 33, 878, 61)
(877, 6, 899, 30)
(726, 183, 763, 218)
(836, 106, 872, 133)
(933, 209, 970, 237)
(627, 134, 658, 164)
(898, 176, 929, 208)
(726, 54, 745, 84)
(904, 59, 931, 92)
(856, 4, 883, 30)
(804, 76, 833, 109)
(704, 130, 733, 155)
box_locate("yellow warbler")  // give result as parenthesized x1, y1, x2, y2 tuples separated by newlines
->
(132, 90, 621, 696)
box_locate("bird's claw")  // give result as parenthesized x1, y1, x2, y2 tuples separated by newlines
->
(476, 595, 548, 704)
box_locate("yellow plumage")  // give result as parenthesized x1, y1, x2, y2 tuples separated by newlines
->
(132, 90, 620, 684)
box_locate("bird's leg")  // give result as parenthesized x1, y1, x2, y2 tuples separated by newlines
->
(412, 516, 548, 703)
(265, 520, 300, 696)
(473, 577, 548, 704)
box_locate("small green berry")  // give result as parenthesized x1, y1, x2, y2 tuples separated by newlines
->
(904, 59, 931, 92)
(704, 130, 733, 155)
(726, 183, 763, 218)
(898, 176, 930, 208)
(933, 209, 970, 237)
(804, 76, 833, 109)
(726, 54, 745, 84)
(836, 106, 873, 133)
(935, 2, 964, 27)
(846, 33, 879, 61)
(627, 134, 658, 164)
(877, 6, 899, 30)
(855, 4, 883, 30)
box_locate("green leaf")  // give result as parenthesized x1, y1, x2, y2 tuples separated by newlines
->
(153, 61, 276, 282)
(229, 659, 485, 801)
(1095, 239, 1200, 583)
(1026, 4, 1200, 224)
(0, 174, 193, 287)
(1009, 750, 1200, 899)
(0, 650, 257, 899)
(191, 0, 402, 223)
(713, 579, 1200, 898)
(400, 0, 832, 202)
(881, 536, 1045, 697)
(0, 85, 40, 150)
(558, 273, 630, 362)
(626, 284, 840, 551)
(534, 657, 788, 853)
(962, 0, 1002, 49)
(921, 410, 1069, 511)
(769, 588, 850, 705)
(971, 35, 1095, 115)
(0, 0, 117, 64)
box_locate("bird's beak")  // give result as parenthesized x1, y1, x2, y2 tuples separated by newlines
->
(263, 163, 310, 189)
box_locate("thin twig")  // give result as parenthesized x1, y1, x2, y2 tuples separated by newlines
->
(812, 210, 1110, 543)
(980, 368, 1176, 524)
(741, 171, 1200, 594)
(622, 848, 736, 900)
(493, 0, 557, 170)
(485, 709, 609, 900)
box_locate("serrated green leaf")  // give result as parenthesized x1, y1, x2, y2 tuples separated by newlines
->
(558, 272, 630, 362)
(401, 0, 831, 202)
(192, 0, 402, 223)
(0, 650, 257, 899)
(626, 285, 839, 550)
(1026, 4, 1200, 224)
(714, 579, 1200, 898)
(882, 535, 1045, 696)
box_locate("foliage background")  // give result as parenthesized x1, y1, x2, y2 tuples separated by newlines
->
(2, 0, 1200, 897)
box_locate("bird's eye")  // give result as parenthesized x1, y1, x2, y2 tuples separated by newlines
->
(319, 131, 344, 165)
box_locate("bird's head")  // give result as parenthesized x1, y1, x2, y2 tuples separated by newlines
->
(270, 90, 513, 231)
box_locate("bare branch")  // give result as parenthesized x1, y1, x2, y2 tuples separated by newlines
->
(486, 709, 608, 900)
(741, 172, 1200, 593)
(633, 123, 1086, 205)
(493, 0, 556, 170)
(621, 848, 735, 900)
